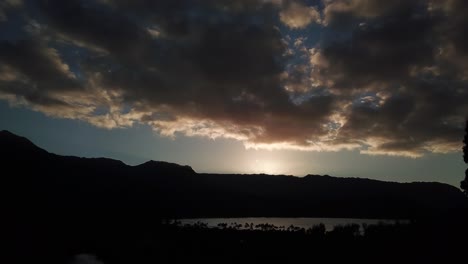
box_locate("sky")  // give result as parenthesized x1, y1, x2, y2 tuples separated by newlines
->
(0, 0, 467, 187)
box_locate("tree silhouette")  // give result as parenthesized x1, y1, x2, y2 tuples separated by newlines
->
(461, 120, 468, 195)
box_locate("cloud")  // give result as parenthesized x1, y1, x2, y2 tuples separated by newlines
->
(0, 0, 23, 21)
(0, 39, 82, 107)
(323, 0, 420, 28)
(310, 0, 468, 157)
(279, 1, 321, 29)
(0, 0, 466, 157)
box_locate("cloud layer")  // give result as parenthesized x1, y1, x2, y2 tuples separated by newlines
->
(0, 0, 466, 157)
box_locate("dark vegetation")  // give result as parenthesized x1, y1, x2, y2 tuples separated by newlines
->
(3, 130, 468, 263)
(9, 215, 468, 264)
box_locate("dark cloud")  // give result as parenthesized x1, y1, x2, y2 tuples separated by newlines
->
(0, 0, 466, 156)
(323, 0, 425, 28)
(38, 0, 156, 64)
(311, 0, 468, 156)
(0, 39, 89, 117)
(0, 39, 80, 91)
(319, 10, 436, 90)
(0, 0, 23, 21)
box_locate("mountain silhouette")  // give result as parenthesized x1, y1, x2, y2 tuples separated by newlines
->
(2, 130, 467, 219)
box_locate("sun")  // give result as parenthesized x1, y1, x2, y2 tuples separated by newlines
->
(252, 159, 283, 175)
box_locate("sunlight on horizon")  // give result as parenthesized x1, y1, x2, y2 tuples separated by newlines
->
(250, 158, 288, 175)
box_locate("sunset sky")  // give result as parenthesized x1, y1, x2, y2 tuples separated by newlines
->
(0, 0, 467, 187)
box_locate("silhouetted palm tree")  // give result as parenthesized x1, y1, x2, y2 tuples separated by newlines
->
(462, 120, 468, 195)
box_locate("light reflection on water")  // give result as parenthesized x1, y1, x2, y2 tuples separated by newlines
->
(177, 217, 409, 231)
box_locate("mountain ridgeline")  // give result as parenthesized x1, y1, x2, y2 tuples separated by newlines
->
(2, 130, 467, 219)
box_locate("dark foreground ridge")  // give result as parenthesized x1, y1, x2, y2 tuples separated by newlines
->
(3, 130, 468, 264)
(2, 130, 467, 219)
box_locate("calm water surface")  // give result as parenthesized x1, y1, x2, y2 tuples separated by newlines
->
(178, 218, 408, 231)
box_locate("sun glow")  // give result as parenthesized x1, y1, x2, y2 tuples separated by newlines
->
(251, 159, 285, 175)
